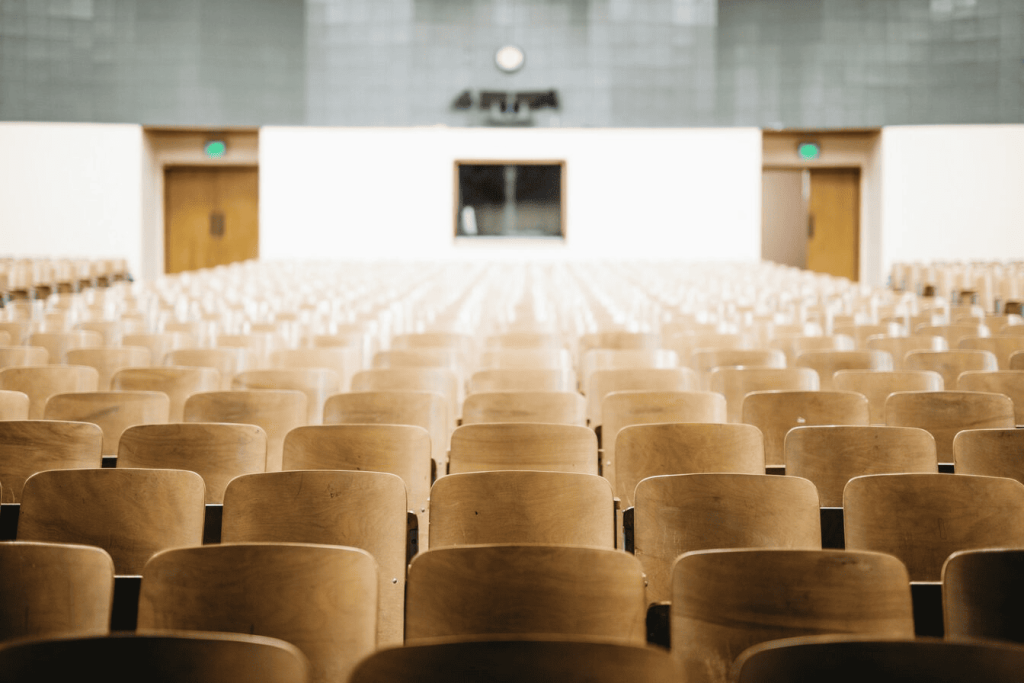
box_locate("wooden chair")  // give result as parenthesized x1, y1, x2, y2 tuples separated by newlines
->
(448, 423, 597, 475)
(580, 349, 678, 395)
(111, 366, 221, 422)
(904, 349, 999, 388)
(1014, 351, 1024, 369)
(672, 548, 914, 683)
(884, 391, 1015, 464)
(0, 322, 32, 346)
(468, 368, 577, 393)
(865, 335, 947, 370)
(349, 637, 676, 683)
(957, 371, 1024, 424)
(28, 331, 103, 364)
(165, 348, 254, 390)
(601, 390, 727, 494)
(0, 365, 99, 419)
(373, 349, 464, 383)
(393, 331, 474, 356)
(43, 391, 170, 455)
(916, 323, 990, 348)
(943, 548, 1024, 643)
(833, 370, 944, 424)
(953, 428, 1024, 485)
(322, 391, 448, 482)
(0, 541, 114, 642)
(268, 348, 353, 392)
(75, 321, 124, 346)
(351, 368, 459, 428)
(709, 367, 819, 423)
(119, 423, 267, 504)
(0, 420, 102, 503)
(137, 543, 376, 683)
(460, 391, 585, 426)
(428, 471, 614, 549)
(769, 334, 855, 365)
(844, 473, 1024, 581)
(0, 632, 310, 683)
(232, 369, 339, 426)
(17, 468, 205, 574)
(794, 350, 893, 390)
(635, 474, 821, 604)
(733, 634, 1024, 683)
(65, 346, 151, 389)
(833, 322, 904, 347)
(587, 368, 698, 426)
(785, 426, 937, 507)
(742, 390, 870, 468)
(578, 331, 661, 356)
(477, 349, 572, 371)
(122, 332, 195, 366)
(222, 470, 406, 645)
(959, 336, 1024, 369)
(668, 332, 752, 363)
(0, 346, 48, 368)
(484, 332, 564, 349)
(405, 545, 646, 644)
(183, 390, 306, 472)
(689, 348, 786, 390)
(0, 390, 29, 420)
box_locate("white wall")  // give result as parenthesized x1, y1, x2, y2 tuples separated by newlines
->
(260, 127, 763, 262)
(0, 122, 144, 275)
(880, 125, 1024, 282)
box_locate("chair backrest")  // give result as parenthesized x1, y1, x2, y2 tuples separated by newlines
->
(916, 323, 991, 348)
(268, 348, 353, 392)
(222, 470, 407, 646)
(449, 423, 597, 475)
(833, 322, 903, 346)
(119, 423, 267, 504)
(0, 346, 49, 368)
(579, 331, 661, 356)
(477, 349, 572, 371)
(0, 365, 99, 419)
(709, 367, 820, 423)
(18, 468, 205, 574)
(65, 346, 151, 389)
(232, 368, 340, 425)
(884, 390, 1015, 464)
(689, 348, 786, 390)
(1012, 350, 1024, 369)
(903, 349, 999, 388)
(742, 390, 870, 468)
(943, 548, 1024, 643)
(957, 370, 1024, 425)
(785, 426, 937, 507)
(43, 391, 170, 455)
(0, 420, 102, 504)
(137, 543, 376, 683)
(864, 335, 947, 370)
(183, 390, 307, 472)
(0, 322, 32, 346)
(461, 391, 585, 426)
(587, 368, 698, 426)
(793, 350, 893, 390)
(484, 332, 564, 349)
(28, 330, 103, 364)
(0, 541, 114, 642)
(953, 428, 1024, 485)
(580, 349, 678, 394)
(769, 334, 855, 365)
(844, 472, 1024, 581)
(959, 336, 1024, 370)
(635, 474, 821, 604)
(832, 369, 944, 424)
(165, 348, 254, 390)
(0, 390, 29, 420)
(672, 548, 914, 683)
(405, 544, 646, 644)
(351, 368, 459, 428)
(428, 470, 614, 549)
(111, 366, 221, 422)
(469, 368, 577, 393)
(123, 332, 195, 366)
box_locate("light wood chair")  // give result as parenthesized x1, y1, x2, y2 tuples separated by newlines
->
(232, 369, 340, 426)
(0, 420, 102, 503)
(959, 336, 1024, 369)
(580, 349, 678, 395)
(268, 348, 353, 393)
(222, 470, 406, 646)
(0, 322, 32, 346)
(448, 423, 597, 475)
(833, 370, 944, 424)
(834, 322, 904, 347)
(672, 548, 914, 683)
(0, 541, 114, 642)
(953, 428, 1024, 485)
(667, 332, 752, 364)
(165, 348, 254, 390)
(0, 632, 311, 683)
(769, 334, 855, 365)
(460, 391, 585, 426)
(0, 346, 49, 368)
(75, 321, 123, 346)
(28, 331, 103, 364)
(405, 544, 646, 644)
(351, 368, 459, 428)
(1014, 351, 1024, 369)
(349, 638, 676, 683)
(587, 368, 698, 426)
(137, 543, 377, 683)
(904, 349, 999, 388)
(393, 331, 474, 356)
(884, 391, 1015, 464)
(183, 390, 306, 472)
(916, 323, 991, 348)
(119, 423, 267, 504)
(43, 391, 170, 455)
(742, 390, 870, 468)
(865, 335, 947, 370)
(0, 365, 99, 419)
(943, 548, 1024, 643)
(785, 425, 937, 507)
(579, 331, 661, 356)
(635, 474, 821, 604)
(709, 367, 820, 423)
(66, 346, 151, 388)
(957, 371, 1024, 424)
(373, 348, 464, 380)
(17, 468, 205, 574)
(0, 331, 8, 346)
(601, 390, 727, 494)
(428, 471, 614, 549)
(111, 366, 221, 422)
(468, 368, 577, 393)
(477, 349, 572, 371)
(689, 348, 786, 390)
(844, 473, 1024, 581)
(794, 350, 893, 390)
(0, 390, 29, 420)
(484, 332, 564, 349)
(123, 332, 195, 366)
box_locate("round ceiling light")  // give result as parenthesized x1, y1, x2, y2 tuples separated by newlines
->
(495, 45, 526, 73)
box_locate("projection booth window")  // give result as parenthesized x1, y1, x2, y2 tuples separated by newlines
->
(455, 161, 565, 238)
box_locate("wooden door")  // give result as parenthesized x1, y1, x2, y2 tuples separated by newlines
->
(761, 169, 807, 269)
(807, 168, 859, 281)
(165, 167, 258, 274)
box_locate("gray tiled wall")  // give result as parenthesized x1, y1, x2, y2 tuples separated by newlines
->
(1, 0, 1021, 127)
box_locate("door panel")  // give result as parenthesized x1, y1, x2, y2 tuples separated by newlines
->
(165, 167, 259, 274)
(761, 169, 807, 269)
(807, 168, 859, 281)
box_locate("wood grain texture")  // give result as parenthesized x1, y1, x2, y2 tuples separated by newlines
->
(916, 323, 991, 349)
(580, 349, 678, 395)
(469, 368, 577, 393)
(0, 365, 99, 419)
(833, 370, 944, 424)
(0, 420, 102, 503)
(483, 332, 564, 349)
(137, 543, 377, 683)
(27, 331, 103, 364)
(587, 368, 698, 426)
(904, 350, 998, 388)
(769, 335, 855, 366)
(959, 336, 1024, 370)
(742, 390, 869, 467)
(477, 349, 572, 370)
(165, 348, 255, 390)
(0, 390, 29, 421)
(119, 423, 267, 504)
(690, 348, 786, 390)
(405, 545, 646, 643)
(461, 391, 585, 426)
(954, 428, 1024, 485)
(233, 369, 340, 425)
(1012, 351, 1024, 369)
(672, 548, 914, 683)
(74, 321, 123, 346)
(833, 323, 904, 347)
(429, 471, 614, 549)
(786, 425, 937, 507)
(43, 391, 170, 455)
(943, 548, 1024, 643)
(17, 468, 205, 575)
(449, 423, 597, 475)
(709, 367, 820, 424)
(66, 346, 152, 389)
(222, 470, 407, 646)
(269, 348, 354, 393)
(183, 390, 306, 472)
(122, 332, 196, 366)
(957, 371, 1024, 424)
(794, 350, 893, 390)
(0, 346, 49, 368)
(635, 474, 821, 604)
(578, 332, 661, 356)
(0, 323, 31, 346)
(865, 335, 947, 370)
(111, 366, 221, 422)
(884, 391, 1015, 463)
(352, 368, 459, 427)
(844, 473, 1024, 581)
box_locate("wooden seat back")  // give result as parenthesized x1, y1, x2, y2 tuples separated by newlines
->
(959, 336, 1024, 369)
(794, 350, 893, 390)
(709, 367, 819, 423)
(904, 349, 998, 388)
(232, 369, 340, 425)
(448, 423, 597, 475)
(689, 348, 786, 390)
(769, 334, 855, 365)
(43, 390, 170, 455)
(943, 548, 1024, 643)
(0, 346, 49, 368)
(477, 349, 571, 370)
(0, 365, 99, 419)
(28, 331, 103, 364)
(268, 348, 353, 392)
(957, 371, 1024, 424)
(953, 428, 1024, 486)
(123, 332, 195, 365)
(580, 349, 678, 395)
(65, 346, 151, 389)
(111, 366, 220, 422)
(461, 391, 585, 426)
(351, 368, 459, 428)
(0, 390, 29, 420)
(165, 348, 254, 390)
(0, 420, 102, 503)
(587, 368, 698, 426)
(833, 370, 944, 424)
(864, 335, 947, 370)
(468, 368, 577, 393)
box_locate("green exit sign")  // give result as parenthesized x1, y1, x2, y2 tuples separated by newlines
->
(204, 140, 227, 159)
(797, 142, 820, 161)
